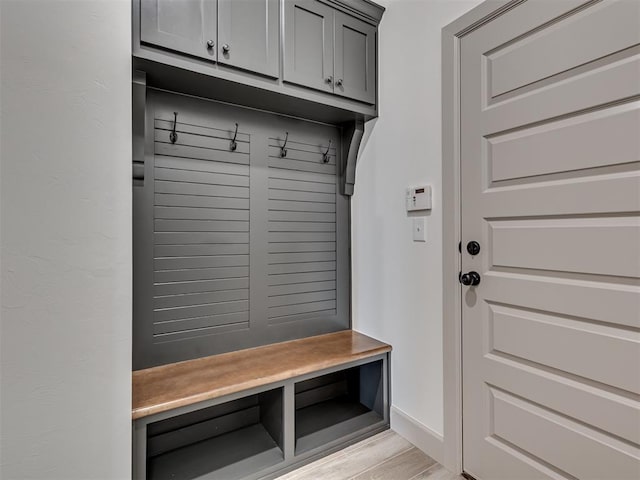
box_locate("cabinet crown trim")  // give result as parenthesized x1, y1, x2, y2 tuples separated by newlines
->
(321, 0, 385, 24)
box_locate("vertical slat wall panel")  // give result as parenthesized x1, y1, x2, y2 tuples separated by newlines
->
(267, 139, 339, 324)
(152, 119, 251, 342)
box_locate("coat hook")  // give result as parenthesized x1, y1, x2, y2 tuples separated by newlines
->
(169, 112, 178, 144)
(322, 140, 332, 163)
(280, 132, 289, 157)
(230, 123, 238, 151)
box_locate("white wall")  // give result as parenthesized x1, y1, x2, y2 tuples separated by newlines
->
(352, 0, 483, 446)
(0, 1, 132, 478)
(0, 0, 482, 474)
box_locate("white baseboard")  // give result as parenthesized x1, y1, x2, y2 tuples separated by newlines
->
(390, 406, 444, 465)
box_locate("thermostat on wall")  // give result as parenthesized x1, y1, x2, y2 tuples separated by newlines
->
(406, 185, 432, 212)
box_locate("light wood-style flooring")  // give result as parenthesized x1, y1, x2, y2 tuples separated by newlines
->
(276, 430, 465, 480)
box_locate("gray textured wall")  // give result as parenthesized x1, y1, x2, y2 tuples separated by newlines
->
(0, 1, 132, 477)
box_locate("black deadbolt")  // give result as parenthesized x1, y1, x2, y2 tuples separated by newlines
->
(466, 241, 481, 256)
(459, 271, 481, 286)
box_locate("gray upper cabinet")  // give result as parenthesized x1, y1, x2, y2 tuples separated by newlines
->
(217, 0, 280, 78)
(140, 0, 217, 61)
(135, 0, 384, 121)
(284, 0, 377, 104)
(334, 11, 376, 104)
(283, 0, 335, 95)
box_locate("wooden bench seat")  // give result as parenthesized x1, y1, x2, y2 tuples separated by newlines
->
(132, 330, 391, 420)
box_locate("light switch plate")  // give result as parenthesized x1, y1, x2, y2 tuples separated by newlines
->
(413, 218, 426, 242)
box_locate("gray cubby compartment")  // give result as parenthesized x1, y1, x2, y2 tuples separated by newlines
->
(295, 360, 385, 455)
(146, 388, 284, 480)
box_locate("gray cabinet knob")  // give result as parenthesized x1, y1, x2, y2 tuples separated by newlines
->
(222, 43, 230, 54)
(325, 76, 333, 84)
(206, 40, 215, 49)
(335, 78, 343, 87)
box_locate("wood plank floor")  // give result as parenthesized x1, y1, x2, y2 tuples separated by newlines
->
(276, 430, 465, 480)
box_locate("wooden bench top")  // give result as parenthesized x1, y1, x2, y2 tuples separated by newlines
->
(132, 330, 391, 420)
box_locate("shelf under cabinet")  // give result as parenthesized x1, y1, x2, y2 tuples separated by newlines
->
(148, 424, 283, 480)
(146, 388, 284, 480)
(295, 397, 384, 455)
(294, 360, 385, 455)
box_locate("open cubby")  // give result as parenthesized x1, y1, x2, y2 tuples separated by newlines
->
(133, 332, 391, 480)
(294, 360, 385, 454)
(146, 388, 284, 480)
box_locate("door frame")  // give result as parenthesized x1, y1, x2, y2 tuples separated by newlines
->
(440, 0, 526, 474)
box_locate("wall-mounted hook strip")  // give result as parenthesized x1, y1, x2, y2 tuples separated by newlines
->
(322, 140, 332, 163)
(280, 132, 289, 157)
(169, 112, 178, 144)
(230, 123, 238, 151)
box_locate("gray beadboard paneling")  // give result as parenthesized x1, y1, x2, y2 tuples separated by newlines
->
(155, 193, 250, 209)
(154, 278, 249, 296)
(154, 219, 249, 232)
(269, 177, 336, 194)
(153, 312, 250, 336)
(133, 90, 349, 369)
(154, 289, 249, 309)
(154, 232, 249, 244)
(267, 140, 339, 324)
(151, 116, 251, 343)
(155, 180, 249, 197)
(155, 143, 250, 165)
(269, 242, 336, 253)
(269, 189, 336, 203)
(268, 232, 337, 243)
(155, 243, 249, 257)
(269, 200, 336, 213)
(269, 252, 337, 264)
(267, 270, 337, 286)
(269, 222, 336, 232)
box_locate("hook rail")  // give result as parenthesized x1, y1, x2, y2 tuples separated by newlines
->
(169, 112, 178, 144)
(230, 123, 239, 151)
(323, 140, 332, 163)
(280, 132, 289, 157)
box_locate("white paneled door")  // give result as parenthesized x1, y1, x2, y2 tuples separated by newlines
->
(460, 1, 640, 479)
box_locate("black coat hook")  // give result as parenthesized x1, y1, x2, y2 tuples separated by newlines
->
(323, 140, 332, 163)
(230, 123, 238, 151)
(169, 112, 178, 144)
(280, 132, 289, 157)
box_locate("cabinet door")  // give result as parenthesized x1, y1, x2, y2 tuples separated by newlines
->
(334, 12, 376, 104)
(140, 0, 217, 61)
(218, 0, 280, 78)
(283, 0, 334, 94)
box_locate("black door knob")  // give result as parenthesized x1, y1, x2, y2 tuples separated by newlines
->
(466, 241, 481, 255)
(459, 271, 481, 286)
